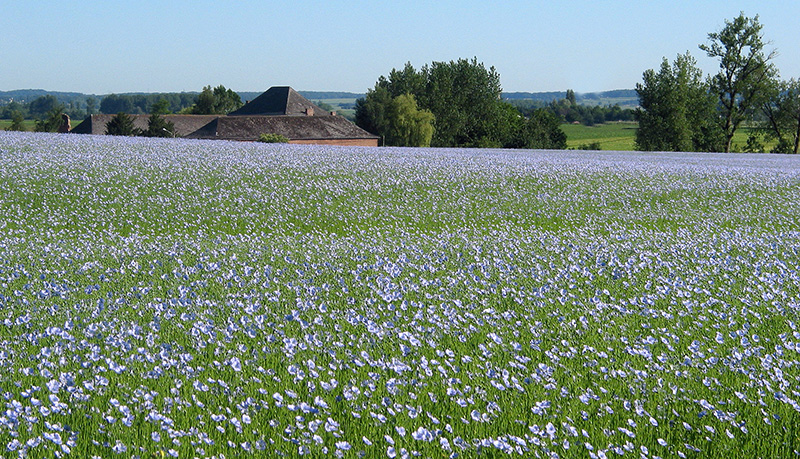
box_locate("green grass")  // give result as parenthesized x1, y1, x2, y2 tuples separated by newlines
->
(0, 119, 37, 131)
(562, 122, 638, 150)
(316, 98, 357, 119)
(563, 122, 779, 152)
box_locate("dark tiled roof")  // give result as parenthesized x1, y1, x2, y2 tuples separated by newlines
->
(186, 115, 378, 141)
(228, 86, 332, 116)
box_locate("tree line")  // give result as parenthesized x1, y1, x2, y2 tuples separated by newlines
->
(4, 85, 242, 133)
(513, 94, 635, 126)
(635, 12, 799, 153)
(355, 13, 798, 153)
(102, 86, 243, 138)
(100, 85, 243, 116)
(355, 58, 566, 149)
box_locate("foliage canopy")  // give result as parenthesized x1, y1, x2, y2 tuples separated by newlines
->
(191, 85, 243, 115)
(700, 12, 778, 152)
(104, 112, 140, 136)
(356, 58, 566, 149)
(635, 53, 724, 152)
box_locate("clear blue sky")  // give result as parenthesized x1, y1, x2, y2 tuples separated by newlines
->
(2, 1, 798, 95)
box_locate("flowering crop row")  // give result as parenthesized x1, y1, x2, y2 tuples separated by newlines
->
(1, 132, 800, 458)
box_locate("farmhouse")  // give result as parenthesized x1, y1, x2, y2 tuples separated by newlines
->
(71, 86, 379, 146)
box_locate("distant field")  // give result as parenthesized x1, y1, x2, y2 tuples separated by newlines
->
(315, 97, 357, 120)
(562, 122, 776, 152)
(0, 119, 36, 131)
(562, 122, 638, 150)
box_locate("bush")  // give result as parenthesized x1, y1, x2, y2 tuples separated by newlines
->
(577, 142, 602, 151)
(5, 111, 26, 131)
(258, 133, 289, 143)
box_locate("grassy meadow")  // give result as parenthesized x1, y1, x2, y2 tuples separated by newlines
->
(562, 122, 639, 150)
(563, 122, 777, 152)
(1, 132, 800, 458)
(0, 119, 37, 131)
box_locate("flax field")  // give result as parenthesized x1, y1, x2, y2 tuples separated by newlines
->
(1, 132, 800, 458)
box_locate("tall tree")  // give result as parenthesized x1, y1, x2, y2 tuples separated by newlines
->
(1, 101, 27, 120)
(100, 94, 135, 114)
(566, 89, 577, 106)
(700, 13, 778, 152)
(519, 109, 568, 149)
(383, 62, 426, 98)
(762, 79, 800, 153)
(85, 97, 97, 115)
(635, 53, 723, 152)
(420, 58, 505, 147)
(34, 106, 67, 132)
(354, 85, 393, 141)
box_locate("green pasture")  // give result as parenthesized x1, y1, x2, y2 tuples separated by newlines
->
(0, 119, 36, 131)
(562, 122, 777, 152)
(562, 122, 638, 150)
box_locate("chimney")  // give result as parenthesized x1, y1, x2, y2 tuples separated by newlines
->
(58, 114, 71, 133)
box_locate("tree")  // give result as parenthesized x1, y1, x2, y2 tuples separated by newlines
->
(762, 79, 800, 153)
(700, 13, 778, 152)
(356, 58, 516, 148)
(141, 113, 176, 137)
(1, 101, 27, 120)
(384, 94, 435, 147)
(191, 85, 243, 114)
(34, 106, 67, 132)
(105, 112, 139, 136)
(100, 94, 135, 114)
(515, 109, 567, 149)
(635, 53, 724, 152)
(27, 95, 60, 119)
(355, 85, 393, 140)
(355, 62, 427, 143)
(566, 89, 577, 106)
(420, 58, 505, 147)
(150, 98, 171, 115)
(5, 110, 25, 131)
(85, 97, 97, 115)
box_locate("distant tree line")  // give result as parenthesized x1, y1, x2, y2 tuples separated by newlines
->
(355, 58, 566, 149)
(98, 93, 197, 115)
(101, 85, 241, 116)
(511, 93, 635, 126)
(0, 95, 83, 132)
(635, 12, 800, 153)
(101, 85, 243, 138)
(3, 84, 241, 133)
